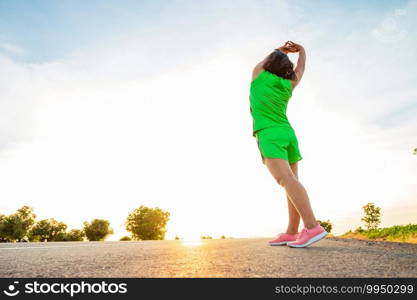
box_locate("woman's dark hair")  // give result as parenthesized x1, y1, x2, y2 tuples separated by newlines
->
(262, 50, 296, 80)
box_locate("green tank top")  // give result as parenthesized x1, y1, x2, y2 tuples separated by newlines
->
(249, 69, 293, 137)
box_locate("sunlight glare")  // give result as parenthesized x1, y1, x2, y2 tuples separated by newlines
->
(181, 240, 203, 248)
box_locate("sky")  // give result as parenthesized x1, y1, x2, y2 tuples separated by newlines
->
(0, 0, 416, 240)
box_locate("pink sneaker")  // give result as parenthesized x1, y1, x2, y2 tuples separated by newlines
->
(287, 224, 328, 248)
(268, 232, 299, 246)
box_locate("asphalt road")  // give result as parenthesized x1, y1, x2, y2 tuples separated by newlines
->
(1, 237, 416, 277)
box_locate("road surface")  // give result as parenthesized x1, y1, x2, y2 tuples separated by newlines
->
(0, 237, 416, 277)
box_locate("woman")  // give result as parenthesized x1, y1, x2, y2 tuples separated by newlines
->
(249, 41, 327, 248)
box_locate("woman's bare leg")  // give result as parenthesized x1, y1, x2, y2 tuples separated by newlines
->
(264, 157, 317, 229)
(286, 162, 301, 234)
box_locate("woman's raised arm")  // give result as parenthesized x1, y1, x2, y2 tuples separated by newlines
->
(289, 42, 306, 89)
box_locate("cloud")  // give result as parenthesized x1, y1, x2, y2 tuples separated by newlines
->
(371, 8, 409, 43)
(0, 42, 25, 55)
(0, 55, 44, 153)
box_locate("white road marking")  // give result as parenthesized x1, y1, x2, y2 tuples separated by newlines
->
(0, 241, 148, 250)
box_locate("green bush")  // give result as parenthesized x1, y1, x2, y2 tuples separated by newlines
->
(125, 206, 170, 240)
(83, 219, 113, 241)
(363, 224, 417, 240)
(29, 219, 67, 242)
(64, 229, 85, 241)
(354, 226, 365, 233)
(0, 206, 36, 242)
(317, 220, 332, 233)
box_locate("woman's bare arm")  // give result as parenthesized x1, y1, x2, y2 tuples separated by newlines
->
(255, 54, 269, 69)
(291, 43, 306, 89)
(251, 55, 269, 81)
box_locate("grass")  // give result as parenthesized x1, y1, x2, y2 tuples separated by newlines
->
(340, 224, 417, 244)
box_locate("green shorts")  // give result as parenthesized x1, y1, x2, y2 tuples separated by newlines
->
(255, 125, 303, 165)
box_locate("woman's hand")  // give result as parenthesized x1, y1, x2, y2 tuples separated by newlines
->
(285, 41, 304, 53)
(276, 41, 298, 54)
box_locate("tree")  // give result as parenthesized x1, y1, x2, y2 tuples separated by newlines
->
(220, 235, 226, 239)
(64, 229, 85, 241)
(0, 214, 7, 242)
(0, 206, 36, 242)
(125, 205, 170, 240)
(83, 219, 113, 241)
(200, 235, 212, 240)
(317, 220, 333, 233)
(29, 219, 67, 242)
(120, 236, 131, 241)
(361, 203, 381, 230)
